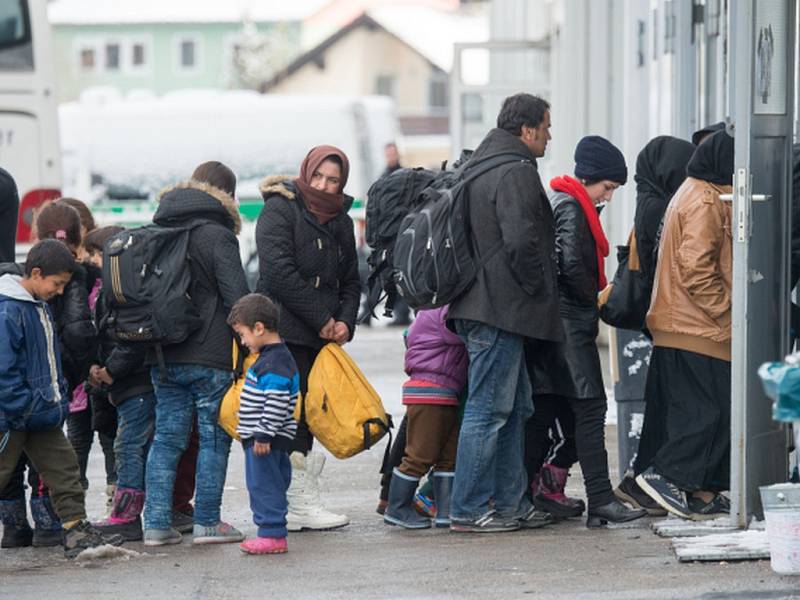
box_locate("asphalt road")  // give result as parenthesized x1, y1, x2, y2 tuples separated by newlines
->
(2, 325, 798, 599)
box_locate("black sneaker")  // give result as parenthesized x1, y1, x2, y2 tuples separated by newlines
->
(63, 520, 125, 559)
(635, 468, 691, 519)
(172, 509, 194, 534)
(516, 506, 555, 529)
(688, 493, 730, 521)
(450, 511, 520, 533)
(614, 472, 668, 516)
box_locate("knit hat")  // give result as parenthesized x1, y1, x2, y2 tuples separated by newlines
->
(574, 135, 628, 185)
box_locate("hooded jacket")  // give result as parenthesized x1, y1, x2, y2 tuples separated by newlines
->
(151, 180, 250, 371)
(447, 128, 563, 341)
(255, 176, 361, 350)
(404, 306, 468, 393)
(0, 274, 69, 431)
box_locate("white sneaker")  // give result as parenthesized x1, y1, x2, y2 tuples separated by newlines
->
(286, 451, 349, 531)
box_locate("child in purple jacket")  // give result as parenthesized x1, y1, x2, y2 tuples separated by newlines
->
(383, 305, 467, 530)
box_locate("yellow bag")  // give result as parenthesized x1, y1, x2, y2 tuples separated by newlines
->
(299, 343, 391, 459)
(219, 342, 258, 441)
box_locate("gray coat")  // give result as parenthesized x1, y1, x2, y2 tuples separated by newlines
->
(448, 128, 563, 342)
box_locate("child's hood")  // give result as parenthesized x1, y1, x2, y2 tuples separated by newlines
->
(0, 273, 37, 304)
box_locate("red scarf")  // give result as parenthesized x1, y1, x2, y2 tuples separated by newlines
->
(549, 174, 610, 289)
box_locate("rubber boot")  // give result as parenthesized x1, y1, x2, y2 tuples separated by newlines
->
(0, 499, 33, 548)
(94, 487, 144, 541)
(432, 471, 454, 528)
(534, 463, 585, 518)
(30, 496, 62, 547)
(286, 451, 349, 531)
(384, 469, 431, 529)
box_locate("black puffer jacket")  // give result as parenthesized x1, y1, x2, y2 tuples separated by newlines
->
(151, 181, 250, 371)
(529, 192, 605, 399)
(0, 261, 97, 391)
(447, 128, 562, 341)
(256, 176, 361, 350)
(632, 136, 696, 283)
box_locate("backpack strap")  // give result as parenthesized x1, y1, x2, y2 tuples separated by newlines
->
(365, 413, 395, 474)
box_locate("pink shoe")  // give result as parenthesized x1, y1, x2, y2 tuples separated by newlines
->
(239, 536, 288, 555)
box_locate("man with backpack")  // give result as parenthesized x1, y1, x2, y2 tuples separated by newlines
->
(447, 93, 564, 532)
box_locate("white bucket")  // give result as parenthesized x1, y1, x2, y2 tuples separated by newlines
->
(760, 483, 800, 575)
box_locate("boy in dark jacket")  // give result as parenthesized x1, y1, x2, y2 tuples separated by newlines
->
(228, 293, 298, 555)
(0, 240, 124, 558)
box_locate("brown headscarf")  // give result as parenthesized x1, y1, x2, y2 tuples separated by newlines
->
(294, 145, 350, 224)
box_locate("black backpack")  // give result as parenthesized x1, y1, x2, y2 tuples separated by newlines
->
(363, 167, 437, 319)
(392, 153, 529, 310)
(102, 224, 203, 361)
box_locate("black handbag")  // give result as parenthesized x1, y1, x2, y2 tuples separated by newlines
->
(599, 228, 651, 331)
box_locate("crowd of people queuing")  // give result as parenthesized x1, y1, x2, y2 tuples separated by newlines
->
(0, 91, 741, 558)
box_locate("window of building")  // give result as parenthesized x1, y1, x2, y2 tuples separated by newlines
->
(374, 74, 395, 98)
(105, 42, 120, 70)
(126, 37, 152, 74)
(132, 43, 145, 67)
(79, 47, 95, 71)
(429, 71, 448, 109)
(173, 35, 202, 74)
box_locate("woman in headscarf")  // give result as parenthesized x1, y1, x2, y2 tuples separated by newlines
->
(635, 130, 735, 520)
(527, 136, 647, 528)
(256, 146, 361, 532)
(614, 135, 696, 516)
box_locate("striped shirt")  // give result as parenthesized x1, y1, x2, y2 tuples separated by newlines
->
(236, 343, 299, 450)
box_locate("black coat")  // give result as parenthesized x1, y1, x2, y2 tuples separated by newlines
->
(529, 192, 605, 399)
(633, 136, 696, 283)
(151, 181, 250, 371)
(447, 128, 563, 341)
(255, 176, 361, 350)
(0, 168, 19, 264)
(0, 261, 97, 392)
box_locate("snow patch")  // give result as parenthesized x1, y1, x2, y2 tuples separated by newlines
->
(75, 545, 145, 562)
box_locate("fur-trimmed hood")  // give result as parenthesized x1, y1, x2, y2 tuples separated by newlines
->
(155, 179, 241, 234)
(258, 174, 354, 212)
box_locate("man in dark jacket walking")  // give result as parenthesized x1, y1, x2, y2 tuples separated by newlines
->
(142, 168, 250, 547)
(448, 93, 563, 532)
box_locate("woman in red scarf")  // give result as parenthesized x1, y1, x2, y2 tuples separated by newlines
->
(526, 135, 647, 527)
(256, 146, 362, 532)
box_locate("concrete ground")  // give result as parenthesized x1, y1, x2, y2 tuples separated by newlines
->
(2, 326, 799, 599)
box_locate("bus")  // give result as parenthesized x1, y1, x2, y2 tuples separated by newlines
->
(0, 0, 61, 246)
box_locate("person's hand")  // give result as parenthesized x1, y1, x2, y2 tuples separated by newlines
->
(332, 321, 350, 345)
(89, 364, 103, 387)
(319, 317, 336, 340)
(97, 367, 114, 385)
(254, 441, 271, 456)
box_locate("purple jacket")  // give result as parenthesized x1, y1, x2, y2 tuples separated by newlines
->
(404, 306, 468, 393)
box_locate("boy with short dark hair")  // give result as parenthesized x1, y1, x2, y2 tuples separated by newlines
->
(227, 293, 298, 555)
(0, 239, 125, 558)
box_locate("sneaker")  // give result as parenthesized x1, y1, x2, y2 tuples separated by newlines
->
(63, 520, 124, 559)
(635, 468, 691, 519)
(192, 521, 245, 545)
(143, 527, 183, 547)
(172, 509, 194, 534)
(516, 506, 554, 529)
(239, 536, 288, 555)
(450, 511, 520, 533)
(614, 472, 668, 516)
(688, 493, 731, 521)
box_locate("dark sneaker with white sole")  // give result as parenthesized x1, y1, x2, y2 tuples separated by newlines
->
(516, 506, 555, 529)
(635, 468, 691, 519)
(63, 520, 125, 559)
(614, 471, 667, 516)
(450, 511, 520, 533)
(688, 493, 731, 520)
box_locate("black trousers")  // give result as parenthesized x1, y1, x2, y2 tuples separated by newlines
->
(286, 343, 321, 455)
(525, 394, 578, 484)
(66, 409, 117, 489)
(527, 393, 614, 510)
(0, 455, 44, 501)
(380, 414, 408, 502)
(648, 347, 731, 492)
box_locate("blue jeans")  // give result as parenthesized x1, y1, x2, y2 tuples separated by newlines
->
(451, 320, 534, 520)
(114, 392, 156, 491)
(243, 443, 291, 538)
(144, 365, 233, 530)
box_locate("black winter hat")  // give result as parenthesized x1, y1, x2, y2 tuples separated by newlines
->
(574, 135, 628, 185)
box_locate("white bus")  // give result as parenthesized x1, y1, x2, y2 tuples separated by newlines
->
(0, 0, 61, 246)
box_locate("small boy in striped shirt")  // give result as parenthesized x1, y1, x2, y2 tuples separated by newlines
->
(227, 293, 299, 555)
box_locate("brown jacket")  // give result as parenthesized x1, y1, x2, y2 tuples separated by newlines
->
(646, 177, 733, 361)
